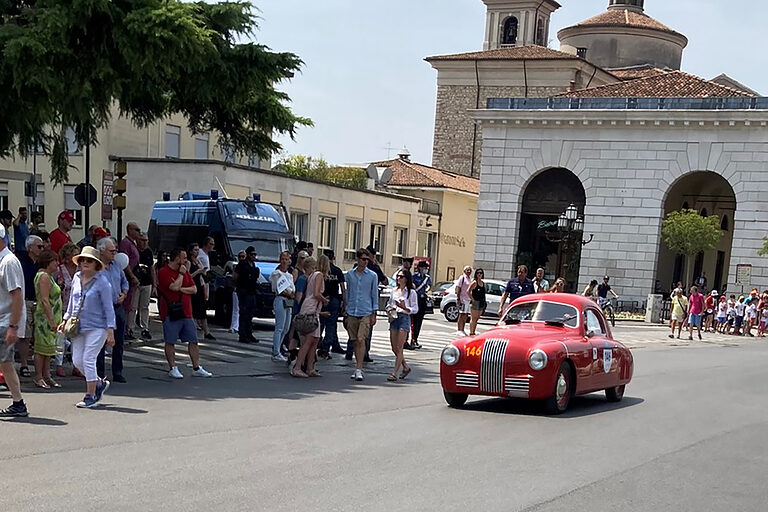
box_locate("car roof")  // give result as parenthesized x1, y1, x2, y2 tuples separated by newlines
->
(510, 292, 596, 309)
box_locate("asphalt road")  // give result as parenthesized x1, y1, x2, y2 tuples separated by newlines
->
(2, 324, 767, 511)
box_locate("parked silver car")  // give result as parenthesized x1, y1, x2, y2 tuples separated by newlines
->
(439, 279, 507, 322)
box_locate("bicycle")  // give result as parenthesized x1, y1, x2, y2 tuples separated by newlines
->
(599, 297, 616, 327)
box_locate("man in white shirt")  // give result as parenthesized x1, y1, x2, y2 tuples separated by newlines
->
(0, 224, 28, 417)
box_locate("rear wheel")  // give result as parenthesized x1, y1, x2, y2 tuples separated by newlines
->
(605, 384, 625, 402)
(444, 391, 468, 408)
(544, 362, 572, 415)
(444, 303, 459, 322)
(607, 306, 616, 327)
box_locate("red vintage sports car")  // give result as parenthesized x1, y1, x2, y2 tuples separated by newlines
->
(440, 293, 633, 414)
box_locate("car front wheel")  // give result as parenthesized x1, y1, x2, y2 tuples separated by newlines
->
(544, 362, 572, 415)
(605, 384, 625, 402)
(443, 303, 459, 322)
(444, 391, 468, 408)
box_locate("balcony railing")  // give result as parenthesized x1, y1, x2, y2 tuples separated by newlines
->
(419, 199, 441, 215)
(486, 97, 768, 111)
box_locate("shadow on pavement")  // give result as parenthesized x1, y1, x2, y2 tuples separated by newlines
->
(0, 416, 68, 426)
(461, 394, 644, 418)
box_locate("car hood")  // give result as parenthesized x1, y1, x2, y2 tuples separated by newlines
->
(452, 323, 576, 349)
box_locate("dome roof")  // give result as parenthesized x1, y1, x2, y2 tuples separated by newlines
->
(562, 9, 685, 39)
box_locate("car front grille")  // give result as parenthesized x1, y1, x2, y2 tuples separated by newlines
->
(455, 372, 479, 388)
(480, 338, 508, 393)
(504, 377, 530, 398)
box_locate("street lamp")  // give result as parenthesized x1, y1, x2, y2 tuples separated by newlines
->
(545, 204, 594, 291)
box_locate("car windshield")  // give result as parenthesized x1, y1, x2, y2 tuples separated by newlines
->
(229, 238, 291, 263)
(502, 300, 579, 328)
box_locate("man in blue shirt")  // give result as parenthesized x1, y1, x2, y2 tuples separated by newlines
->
(12, 207, 29, 255)
(344, 248, 379, 382)
(409, 261, 432, 350)
(96, 238, 129, 383)
(498, 265, 535, 316)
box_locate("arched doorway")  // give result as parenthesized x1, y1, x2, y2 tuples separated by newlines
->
(656, 171, 736, 293)
(517, 168, 586, 292)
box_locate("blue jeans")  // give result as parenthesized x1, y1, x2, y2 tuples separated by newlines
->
(273, 296, 292, 356)
(97, 305, 125, 379)
(320, 297, 342, 352)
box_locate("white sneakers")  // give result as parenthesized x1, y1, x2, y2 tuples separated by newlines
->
(351, 369, 364, 381)
(272, 354, 288, 362)
(169, 366, 213, 379)
(192, 366, 213, 378)
(455, 330, 468, 337)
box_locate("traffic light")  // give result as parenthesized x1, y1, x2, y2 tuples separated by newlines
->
(113, 160, 127, 211)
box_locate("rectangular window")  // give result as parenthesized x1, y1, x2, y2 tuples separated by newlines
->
(291, 212, 308, 241)
(318, 216, 336, 252)
(392, 227, 408, 266)
(0, 181, 8, 211)
(370, 224, 385, 256)
(65, 127, 81, 155)
(194, 132, 209, 159)
(165, 124, 181, 158)
(248, 154, 260, 168)
(34, 184, 45, 222)
(417, 231, 437, 259)
(344, 220, 361, 261)
(63, 184, 83, 227)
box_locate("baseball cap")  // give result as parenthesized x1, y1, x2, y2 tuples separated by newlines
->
(93, 227, 108, 239)
(59, 210, 75, 222)
(711, 290, 718, 296)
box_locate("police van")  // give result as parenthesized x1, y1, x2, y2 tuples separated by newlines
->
(148, 191, 295, 323)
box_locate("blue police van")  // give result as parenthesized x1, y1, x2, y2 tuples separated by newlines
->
(148, 191, 295, 323)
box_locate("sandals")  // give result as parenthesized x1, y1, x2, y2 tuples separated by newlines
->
(387, 374, 398, 382)
(308, 370, 322, 378)
(400, 367, 412, 380)
(33, 378, 50, 389)
(290, 369, 309, 378)
(45, 378, 62, 388)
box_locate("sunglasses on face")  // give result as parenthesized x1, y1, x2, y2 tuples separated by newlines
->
(359, 257, 369, 262)
(397, 275, 405, 279)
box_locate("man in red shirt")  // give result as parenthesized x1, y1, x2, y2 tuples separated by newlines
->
(49, 210, 74, 254)
(687, 286, 705, 341)
(157, 247, 212, 379)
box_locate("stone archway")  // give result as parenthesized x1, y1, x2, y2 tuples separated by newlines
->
(517, 168, 586, 292)
(656, 171, 736, 293)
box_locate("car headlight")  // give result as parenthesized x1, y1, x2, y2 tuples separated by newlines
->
(441, 345, 460, 366)
(528, 349, 548, 371)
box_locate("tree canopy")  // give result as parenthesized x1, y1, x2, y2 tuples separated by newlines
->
(759, 237, 768, 256)
(0, 0, 310, 184)
(662, 209, 723, 284)
(274, 155, 368, 190)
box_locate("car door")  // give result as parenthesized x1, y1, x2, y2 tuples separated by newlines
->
(483, 282, 503, 317)
(584, 308, 617, 390)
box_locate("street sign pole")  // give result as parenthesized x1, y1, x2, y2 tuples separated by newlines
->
(84, 144, 90, 229)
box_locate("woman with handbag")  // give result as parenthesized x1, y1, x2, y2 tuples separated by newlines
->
(468, 268, 487, 336)
(58, 246, 116, 408)
(669, 288, 688, 339)
(291, 256, 329, 378)
(270, 251, 295, 363)
(188, 243, 214, 341)
(387, 269, 417, 381)
(32, 250, 63, 389)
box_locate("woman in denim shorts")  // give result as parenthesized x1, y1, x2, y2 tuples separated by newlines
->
(387, 269, 418, 382)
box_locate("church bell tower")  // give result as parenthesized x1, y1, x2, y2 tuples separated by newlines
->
(482, 0, 561, 50)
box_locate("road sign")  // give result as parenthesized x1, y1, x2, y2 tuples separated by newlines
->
(74, 183, 98, 208)
(102, 170, 114, 221)
(736, 264, 752, 286)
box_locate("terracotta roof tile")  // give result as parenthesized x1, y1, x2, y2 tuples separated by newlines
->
(372, 158, 479, 195)
(564, 9, 684, 38)
(426, 45, 577, 62)
(609, 65, 668, 81)
(556, 71, 753, 98)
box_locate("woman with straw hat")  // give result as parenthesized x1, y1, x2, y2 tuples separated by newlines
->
(58, 246, 116, 408)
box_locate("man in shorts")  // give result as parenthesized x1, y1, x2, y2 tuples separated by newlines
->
(344, 248, 379, 382)
(455, 266, 473, 336)
(157, 248, 212, 379)
(687, 286, 705, 341)
(0, 224, 28, 417)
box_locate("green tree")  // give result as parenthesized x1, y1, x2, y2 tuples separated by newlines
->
(758, 237, 768, 256)
(275, 154, 368, 189)
(661, 209, 723, 286)
(0, 0, 310, 185)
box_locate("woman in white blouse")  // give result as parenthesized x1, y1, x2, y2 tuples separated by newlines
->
(387, 269, 418, 381)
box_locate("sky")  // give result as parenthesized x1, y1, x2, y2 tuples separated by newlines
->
(256, 0, 767, 167)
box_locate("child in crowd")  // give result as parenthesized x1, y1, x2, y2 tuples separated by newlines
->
(759, 303, 768, 338)
(733, 295, 746, 335)
(744, 297, 757, 337)
(716, 295, 728, 333)
(726, 295, 737, 335)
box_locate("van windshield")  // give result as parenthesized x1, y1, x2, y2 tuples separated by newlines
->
(221, 201, 289, 234)
(229, 238, 292, 263)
